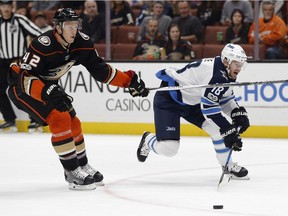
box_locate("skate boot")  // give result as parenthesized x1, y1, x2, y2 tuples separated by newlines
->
(0, 121, 17, 133)
(137, 132, 151, 162)
(28, 121, 43, 133)
(64, 166, 96, 190)
(223, 162, 250, 180)
(81, 164, 104, 186)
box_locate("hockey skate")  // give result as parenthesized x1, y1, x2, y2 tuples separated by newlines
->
(81, 164, 104, 186)
(27, 121, 43, 133)
(64, 167, 96, 190)
(137, 132, 151, 162)
(0, 121, 17, 133)
(223, 162, 250, 180)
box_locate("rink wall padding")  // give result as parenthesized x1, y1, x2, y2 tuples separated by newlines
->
(2, 61, 288, 138)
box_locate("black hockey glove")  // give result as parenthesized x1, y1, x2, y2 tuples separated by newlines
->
(125, 70, 149, 97)
(220, 126, 242, 151)
(41, 84, 73, 112)
(231, 107, 250, 134)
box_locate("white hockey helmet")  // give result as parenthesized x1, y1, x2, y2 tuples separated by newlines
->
(221, 43, 247, 65)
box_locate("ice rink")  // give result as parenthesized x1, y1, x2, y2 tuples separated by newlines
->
(1, 132, 288, 216)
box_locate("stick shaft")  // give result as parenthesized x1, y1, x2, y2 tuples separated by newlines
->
(217, 147, 233, 187)
(217, 126, 241, 188)
(148, 79, 288, 91)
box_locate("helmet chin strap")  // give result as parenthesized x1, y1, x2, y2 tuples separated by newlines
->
(227, 68, 232, 79)
(223, 58, 232, 79)
(56, 23, 70, 46)
(60, 33, 69, 45)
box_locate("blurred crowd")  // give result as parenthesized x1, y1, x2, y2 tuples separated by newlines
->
(4, 0, 288, 60)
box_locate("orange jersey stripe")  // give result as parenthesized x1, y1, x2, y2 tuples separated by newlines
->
(110, 70, 131, 87)
(30, 44, 64, 56)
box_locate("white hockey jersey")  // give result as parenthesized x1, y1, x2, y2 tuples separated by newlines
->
(156, 56, 240, 129)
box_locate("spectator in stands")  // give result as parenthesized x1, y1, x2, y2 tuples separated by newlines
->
(15, 1, 32, 19)
(33, 12, 53, 33)
(163, 1, 174, 19)
(137, 1, 171, 41)
(127, 0, 145, 7)
(259, 0, 284, 18)
(161, 23, 192, 60)
(133, 18, 166, 60)
(111, 0, 134, 26)
(248, 1, 286, 59)
(80, 0, 105, 43)
(225, 9, 249, 44)
(171, 1, 203, 43)
(30, 0, 60, 13)
(221, 0, 253, 26)
(196, 1, 222, 26)
(14, 1, 31, 11)
(168, 0, 180, 18)
(136, 1, 173, 25)
(135, 1, 155, 26)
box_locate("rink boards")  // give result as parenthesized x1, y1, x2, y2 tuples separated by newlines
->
(2, 61, 288, 138)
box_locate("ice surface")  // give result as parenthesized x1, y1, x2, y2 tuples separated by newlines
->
(1, 133, 287, 216)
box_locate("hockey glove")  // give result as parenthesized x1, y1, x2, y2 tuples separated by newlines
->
(41, 84, 73, 112)
(220, 126, 242, 151)
(231, 107, 250, 134)
(125, 70, 149, 97)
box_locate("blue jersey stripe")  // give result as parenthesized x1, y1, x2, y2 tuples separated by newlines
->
(201, 107, 221, 115)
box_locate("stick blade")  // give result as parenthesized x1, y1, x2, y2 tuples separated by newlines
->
(217, 174, 232, 189)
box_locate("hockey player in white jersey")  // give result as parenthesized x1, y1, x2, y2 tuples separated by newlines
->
(137, 43, 250, 179)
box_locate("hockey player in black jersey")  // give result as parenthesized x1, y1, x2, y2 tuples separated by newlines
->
(8, 8, 149, 190)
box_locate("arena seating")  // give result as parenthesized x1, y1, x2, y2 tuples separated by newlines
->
(116, 25, 140, 44)
(112, 43, 137, 60)
(204, 26, 228, 44)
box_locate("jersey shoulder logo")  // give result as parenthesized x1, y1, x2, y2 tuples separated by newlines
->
(38, 36, 51, 46)
(79, 31, 90, 40)
(220, 70, 228, 80)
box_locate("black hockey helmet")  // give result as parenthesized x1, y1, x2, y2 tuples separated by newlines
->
(53, 8, 80, 25)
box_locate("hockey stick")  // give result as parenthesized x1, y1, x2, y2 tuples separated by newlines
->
(148, 79, 288, 91)
(217, 126, 242, 188)
(217, 147, 233, 188)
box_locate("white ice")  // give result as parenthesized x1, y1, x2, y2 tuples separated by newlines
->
(1, 133, 288, 216)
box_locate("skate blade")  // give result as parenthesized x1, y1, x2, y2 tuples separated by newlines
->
(69, 182, 97, 190)
(95, 181, 105, 186)
(28, 127, 43, 133)
(0, 127, 18, 133)
(230, 175, 250, 180)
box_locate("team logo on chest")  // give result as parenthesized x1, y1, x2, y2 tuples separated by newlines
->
(39, 60, 75, 80)
(38, 36, 51, 46)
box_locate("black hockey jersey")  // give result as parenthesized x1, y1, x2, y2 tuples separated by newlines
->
(19, 30, 114, 84)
